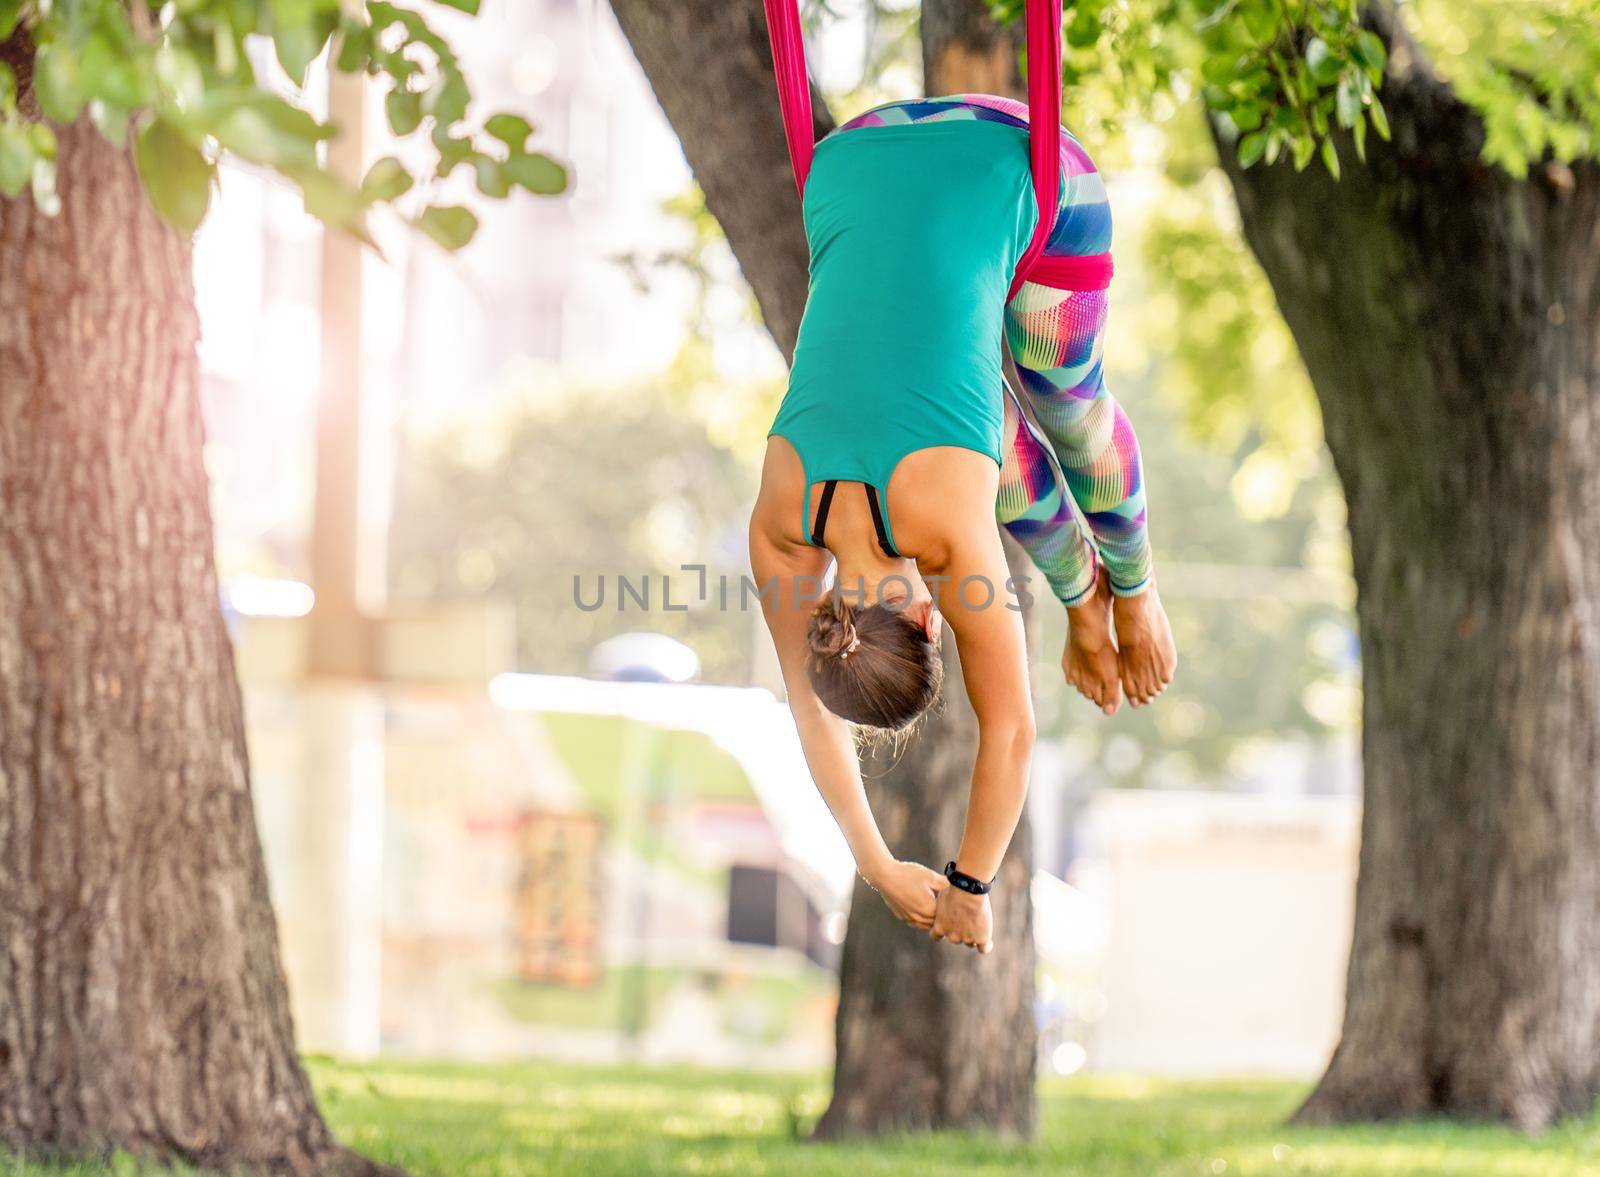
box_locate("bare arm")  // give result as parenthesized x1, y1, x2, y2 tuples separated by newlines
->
(934, 527, 1037, 884)
(748, 520, 944, 927)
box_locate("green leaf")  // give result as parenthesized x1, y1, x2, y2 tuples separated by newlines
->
(1335, 78, 1360, 128)
(29, 123, 56, 160)
(135, 117, 214, 234)
(386, 87, 422, 135)
(90, 100, 129, 147)
(1352, 112, 1367, 162)
(269, 0, 338, 85)
(417, 203, 478, 250)
(0, 0, 19, 40)
(275, 25, 324, 85)
(1320, 136, 1341, 180)
(1066, 10, 1099, 49)
(1292, 134, 1315, 171)
(1239, 0, 1278, 44)
(474, 156, 510, 198)
(360, 155, 413, 202)
(0, 122, 32, 197)
(296, 168, 379, 249)
(199, 93, 331, 169)
(1237, 130, 1268, 169)
(1352, 30, 1387, 75)
(1200, 56, 1238, 87)
(81, 32, 149, 109)
(1293, 58, 1316, 103)
(1305, 37, 1340, 84)
(335, 22, 372, 73)
(1231, 103, 1264, 133)
(484, 113, 533, 151)
(505, 151, 567, 194)
(1369, 98, 1391, 142)
(155, 44, 205, 107)
(34, 44, 85, 124)
(0, 62, 13, 111)
(432, 0, 480, 12)
(431, 122, 473, 176)
(213, 17, 241, 77)
(423, 72, 469, 126)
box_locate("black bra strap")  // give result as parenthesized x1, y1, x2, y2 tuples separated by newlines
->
(810, 480, 838, 546)
(810, 480, 899, 557)
(863, 485, 899, 557)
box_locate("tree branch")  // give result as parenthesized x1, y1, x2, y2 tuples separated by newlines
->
(609, 0, 835, 360)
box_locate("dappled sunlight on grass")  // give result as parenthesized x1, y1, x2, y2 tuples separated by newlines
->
(303, 1060, 1600, 1177)
(2, 1060, 1598, 1175)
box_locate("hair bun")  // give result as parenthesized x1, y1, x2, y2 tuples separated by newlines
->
(809, 605, 859, 659)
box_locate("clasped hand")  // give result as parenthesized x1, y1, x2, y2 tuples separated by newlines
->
(864, 859, 994, 954)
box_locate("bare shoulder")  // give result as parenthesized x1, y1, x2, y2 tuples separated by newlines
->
(750, 438, 828, 612)
(751, 436, 808, 550)
(889, 447, 1001, 575)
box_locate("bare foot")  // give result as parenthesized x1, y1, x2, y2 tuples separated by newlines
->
(1063, 569, 1122, 716)
(1111, 582, 1177, 707)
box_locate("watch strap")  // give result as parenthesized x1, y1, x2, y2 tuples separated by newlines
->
(944, 861, 993, 895)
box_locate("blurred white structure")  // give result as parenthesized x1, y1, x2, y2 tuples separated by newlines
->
(1070, 790, 1358, 1074)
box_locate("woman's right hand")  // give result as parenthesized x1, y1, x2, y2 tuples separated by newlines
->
(864, 859, 947, 930)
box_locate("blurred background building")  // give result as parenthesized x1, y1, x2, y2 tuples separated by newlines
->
(195, 0, 1362, 1078)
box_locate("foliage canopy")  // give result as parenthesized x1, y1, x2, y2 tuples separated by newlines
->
(0, 0, 566, 243)
(992, 0, 1600, 179)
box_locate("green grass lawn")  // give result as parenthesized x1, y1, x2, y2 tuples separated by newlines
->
(6, 1059, 1600, 1176)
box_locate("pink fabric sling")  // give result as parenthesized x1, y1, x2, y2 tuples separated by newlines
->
(760, 0, 1111, 296)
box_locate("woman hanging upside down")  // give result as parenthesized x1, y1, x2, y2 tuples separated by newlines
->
(749, 96, 1178, 954)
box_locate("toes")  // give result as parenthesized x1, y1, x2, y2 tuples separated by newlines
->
(1064, 667, 1091, 704)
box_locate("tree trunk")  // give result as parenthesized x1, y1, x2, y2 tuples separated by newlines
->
(1216, 9, 1600, 1130)
(609, 0, 1040, 1139)
(815, 539, 1039, 1140)
(922, 0, 1023, 97)
(0, 55, 397, 1176)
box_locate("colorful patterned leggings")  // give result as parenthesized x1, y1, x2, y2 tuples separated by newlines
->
(841, 96, 1152, 606)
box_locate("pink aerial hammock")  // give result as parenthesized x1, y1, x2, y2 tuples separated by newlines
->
(760, 0, 1111, 296)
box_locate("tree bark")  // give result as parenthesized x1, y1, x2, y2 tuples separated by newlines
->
(923, 0, 1024, 96)
(0, 50, 398, 1176)
(608, 0, 1040, 1140)
(1216, 7, 1600, 1131)
(814, 541, 1038, 1140)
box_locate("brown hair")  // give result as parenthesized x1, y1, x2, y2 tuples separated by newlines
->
(805, 598, 942, 732)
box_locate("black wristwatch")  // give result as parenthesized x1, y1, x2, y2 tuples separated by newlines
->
(944, 861, 993, 895)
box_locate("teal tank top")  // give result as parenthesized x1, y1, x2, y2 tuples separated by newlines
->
(768, 119, 1038, 555)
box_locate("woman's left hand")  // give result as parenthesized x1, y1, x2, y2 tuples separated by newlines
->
(930, 886, 993, 954)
